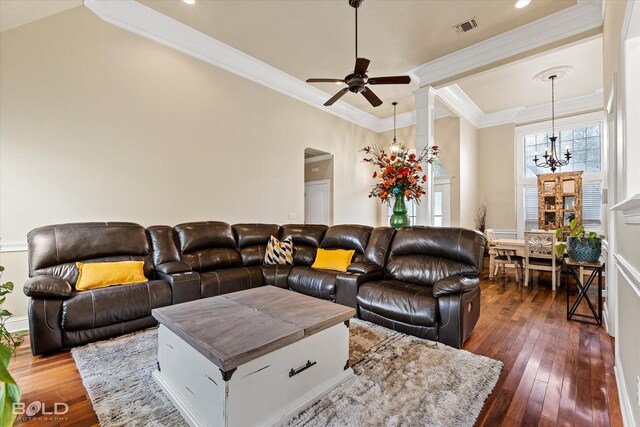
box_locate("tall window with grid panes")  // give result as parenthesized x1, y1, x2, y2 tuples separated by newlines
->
(520, 115, 603, 234)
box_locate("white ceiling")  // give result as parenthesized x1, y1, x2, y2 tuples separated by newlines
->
(457, 36, 603, 114)
(0, 0, 81, 32)
(2, 0, 602, 127)
(140, 0, 576, 118)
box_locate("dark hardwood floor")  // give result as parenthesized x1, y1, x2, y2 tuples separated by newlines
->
(9, 263, 622, 426)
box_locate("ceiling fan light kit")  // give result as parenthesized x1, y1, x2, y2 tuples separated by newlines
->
(306, 0, 411, 108)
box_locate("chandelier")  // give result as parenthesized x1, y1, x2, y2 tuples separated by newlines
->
(533, 74, 571, 173)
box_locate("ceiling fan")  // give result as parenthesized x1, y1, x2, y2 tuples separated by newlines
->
(306, 0, 411, 107)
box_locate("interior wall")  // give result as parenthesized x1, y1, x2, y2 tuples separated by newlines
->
(434, 118, 461, 226)
(0, 6, 380, 318)
(477, 123, 517, 231)
(459, 117, 479, 229)
(603, 1, 640, 425)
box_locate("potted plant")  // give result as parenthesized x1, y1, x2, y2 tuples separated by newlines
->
(554, 219, 603, 263)
(362, 144, 438, 229)
(0, 263, 21, 427)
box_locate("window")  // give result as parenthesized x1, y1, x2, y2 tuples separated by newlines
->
(516, 112, 605, 236)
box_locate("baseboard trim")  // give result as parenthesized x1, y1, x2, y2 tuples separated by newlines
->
(6, 316, 29, 333)
(614, 354, 638, 427)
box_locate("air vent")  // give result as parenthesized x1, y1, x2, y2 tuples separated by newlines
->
(454, 17, 478, 33)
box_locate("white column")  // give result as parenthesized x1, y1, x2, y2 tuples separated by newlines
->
(414, 86, 436, 225)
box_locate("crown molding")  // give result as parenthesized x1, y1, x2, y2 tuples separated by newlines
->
(412, 0, 603, 86)
(83, 0, 384, 132)
(436, 85, 484, 127)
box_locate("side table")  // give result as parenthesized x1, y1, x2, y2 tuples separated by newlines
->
(564, 258, 604, 325)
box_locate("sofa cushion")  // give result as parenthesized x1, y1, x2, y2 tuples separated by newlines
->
(280, 224, 327, 266)
(61, 280, 171, 331)
(260, 265, 293, 288)
(174, 221, 237, 252)
(264, 236, 294, 266)
(233, 224, 280, 266)
(311, 249, 354, 272)
(357, 280, 438, 327)
(75, 261, 147, 291)
(385, 227, 486, 286)
(287, 266, 338, 301)
(200, 267, 264, 298)
(27, 222, 154, 284)
(320, 225, 372, 263)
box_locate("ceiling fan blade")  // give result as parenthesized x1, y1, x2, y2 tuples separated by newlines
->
(324, 87, 349, 106)
(362, 88, 383, 107)
(354, 57, 370, 76)
(307, 78, 345, 83)
(368, 75, 412, 85)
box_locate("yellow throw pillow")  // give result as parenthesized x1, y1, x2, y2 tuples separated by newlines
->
(75, 261, 147, 291)
(311, 249, 355, 272)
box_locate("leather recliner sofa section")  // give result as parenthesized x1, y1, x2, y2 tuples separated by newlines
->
(356, 226, 485, 348)
(23, 223, 173, 356)
(24, 221, 485, 355)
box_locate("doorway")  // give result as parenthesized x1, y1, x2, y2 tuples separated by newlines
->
(304, 148, 333, 225)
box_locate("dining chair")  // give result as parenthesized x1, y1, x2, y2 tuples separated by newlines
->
(524, 231, 562, 291)
(486, 229, 523, 282)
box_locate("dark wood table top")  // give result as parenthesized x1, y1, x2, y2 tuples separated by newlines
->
(563, 258, 605, 269)
(152, 286, 355, 371)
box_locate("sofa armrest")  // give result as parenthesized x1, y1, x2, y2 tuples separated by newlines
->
(335, 269, 383, 309)
(158, 271, 201, 305)
(156, 261, 192, 275)
(433, 275, 479, 298)
(346, 262, 382, 275)
(23, 275, 72, 299)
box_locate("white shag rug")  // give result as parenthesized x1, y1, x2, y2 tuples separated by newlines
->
(71, 319, 502, 427)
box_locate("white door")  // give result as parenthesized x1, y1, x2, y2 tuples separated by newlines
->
(305, 180, 330, 225)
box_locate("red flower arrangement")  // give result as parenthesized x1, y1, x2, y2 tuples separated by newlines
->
(362, 144, 439, 204)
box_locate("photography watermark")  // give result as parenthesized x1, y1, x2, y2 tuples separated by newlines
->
(13, 401, 69, 422)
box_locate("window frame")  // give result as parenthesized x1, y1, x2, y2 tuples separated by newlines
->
(515, 111, 606, 238)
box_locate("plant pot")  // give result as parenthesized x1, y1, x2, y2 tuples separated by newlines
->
(390, 194, 410, 229)
(566, 236, 602, 263)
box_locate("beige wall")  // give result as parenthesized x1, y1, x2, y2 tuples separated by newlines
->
(0, 7, 380, 317)
(603, 1, 640, 425)
(459, 117, 480, 229)
(434, 118, 461, 226)
(477, 123, 517, 230)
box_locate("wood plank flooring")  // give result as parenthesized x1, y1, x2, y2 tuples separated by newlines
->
(9, 264, 622, 426)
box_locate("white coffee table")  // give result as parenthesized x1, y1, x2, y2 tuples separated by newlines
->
(152, 286, 355, 427)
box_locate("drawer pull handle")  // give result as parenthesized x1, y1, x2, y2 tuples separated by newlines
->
(166, 343, 175, 350)
(184, 385, 195, 395)
(289, 360, 316, 378)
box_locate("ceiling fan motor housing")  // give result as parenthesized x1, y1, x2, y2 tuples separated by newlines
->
(345, 73, 368, 92)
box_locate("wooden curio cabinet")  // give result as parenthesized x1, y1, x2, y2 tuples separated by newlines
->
(537, 171, 583, 232)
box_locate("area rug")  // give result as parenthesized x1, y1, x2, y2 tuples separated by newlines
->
(71, 319, 502, 427)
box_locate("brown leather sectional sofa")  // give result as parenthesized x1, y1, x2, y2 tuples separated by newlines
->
(24, 221, 486, 355)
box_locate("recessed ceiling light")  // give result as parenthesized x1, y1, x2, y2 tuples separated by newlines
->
(515, 0, 531, 8)
(183, 0, 196, 4)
